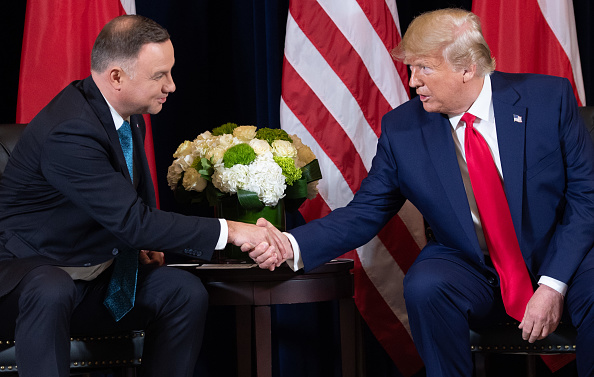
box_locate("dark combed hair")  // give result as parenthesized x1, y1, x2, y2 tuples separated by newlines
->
(91, 15, 170, 73)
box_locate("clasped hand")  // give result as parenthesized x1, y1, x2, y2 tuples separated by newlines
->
(227, 218, 293, 271)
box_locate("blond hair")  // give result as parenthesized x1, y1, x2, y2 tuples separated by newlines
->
(392, 8, 495, 76)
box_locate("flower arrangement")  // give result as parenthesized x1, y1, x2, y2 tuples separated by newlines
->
(167, 123, 322, 213)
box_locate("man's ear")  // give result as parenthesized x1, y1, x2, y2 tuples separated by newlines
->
(462, 64, 477, 83)
(108, 67, 124, 90)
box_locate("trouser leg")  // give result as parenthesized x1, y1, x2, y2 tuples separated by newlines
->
(565, 263, 594, 376)
(403, 257, 505, 377)
(71, 265, 209, 377)
(0, 266, 77, 377)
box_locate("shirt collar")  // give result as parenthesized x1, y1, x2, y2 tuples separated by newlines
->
(102, 95, 128, 131)
(449, 74, 493, 127)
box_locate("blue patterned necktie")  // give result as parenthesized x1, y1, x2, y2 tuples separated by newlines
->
(103, 120, 138, 321)
(117, 120, 134, 183)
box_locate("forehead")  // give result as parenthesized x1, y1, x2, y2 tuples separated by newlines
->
(405, 54, 444, 67)
(136, 41, 175, 71)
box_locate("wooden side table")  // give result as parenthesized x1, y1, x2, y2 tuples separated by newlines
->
(174, 259, 355, 377)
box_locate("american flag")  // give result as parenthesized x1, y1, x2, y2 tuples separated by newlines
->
(280, 0, 426, 375)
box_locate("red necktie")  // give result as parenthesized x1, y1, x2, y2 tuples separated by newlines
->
(462, 112, 533, 321)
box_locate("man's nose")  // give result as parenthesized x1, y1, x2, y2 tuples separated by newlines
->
(164, 74, 176, 93)
(409, 68, 420, 88)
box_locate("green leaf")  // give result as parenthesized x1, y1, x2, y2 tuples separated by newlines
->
(301, 159, 322, 183)
(237, 189, 265, 211)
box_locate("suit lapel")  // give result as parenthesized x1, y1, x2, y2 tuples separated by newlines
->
(421, 113, 482, 253)
(491, 73, 526, 242)
(80, 77, 133, 184)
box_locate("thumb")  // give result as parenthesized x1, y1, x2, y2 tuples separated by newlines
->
(256, 217, 271, 227)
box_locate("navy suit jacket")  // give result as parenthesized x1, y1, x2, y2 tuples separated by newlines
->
(0, 76, 220, 298)
(291, 71, 594, 286)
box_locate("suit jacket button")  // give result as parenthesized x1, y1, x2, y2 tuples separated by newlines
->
(84, 262, 91, 267)
(196, 251, 202, 257)
(112, 248, 119, 256)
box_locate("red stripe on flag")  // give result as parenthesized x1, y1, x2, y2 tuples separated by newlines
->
(282, 58, 369, 193)
(298, 195, 332, 223)
(354, 254, 423, 377)
(290, 1, 391, 137)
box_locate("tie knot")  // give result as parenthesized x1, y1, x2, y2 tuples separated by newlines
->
(461, 113, 476, 128)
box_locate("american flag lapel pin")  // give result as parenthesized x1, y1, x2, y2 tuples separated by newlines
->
(513, 114, 522, 123)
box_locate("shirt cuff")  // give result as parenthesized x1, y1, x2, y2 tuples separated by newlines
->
(538, 275, 568, 297)
(216, 219, 228, 250)
(284, 232, 304, 271)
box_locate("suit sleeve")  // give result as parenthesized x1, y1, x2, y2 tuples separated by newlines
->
(290, 120, 407, 271)
(39, 118, 221, 257)
(539, 80, 594, 283)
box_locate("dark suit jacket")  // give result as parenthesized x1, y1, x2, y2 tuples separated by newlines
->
(0, 76, 220, 298)
(291, 71, 594, 286)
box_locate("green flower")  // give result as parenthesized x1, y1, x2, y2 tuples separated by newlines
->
(212, 122, 238, 136)
(274, 156, 302, 185)
(223, 144, 257, 168)
(255, 127, 292, 145)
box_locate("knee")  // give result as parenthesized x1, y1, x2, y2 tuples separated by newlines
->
(403, 260, 452, 311)
(18, 266, 77, 313)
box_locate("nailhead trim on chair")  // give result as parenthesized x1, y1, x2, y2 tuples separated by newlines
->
(0, 331, 144, 373)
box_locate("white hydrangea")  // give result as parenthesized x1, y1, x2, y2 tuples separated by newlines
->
(211, 153, 286, 206)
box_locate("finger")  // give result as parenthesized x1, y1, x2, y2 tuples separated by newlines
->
(521, 320, 533, 341)
(241, 242, 256, 252)
(538, 324, 550, 340)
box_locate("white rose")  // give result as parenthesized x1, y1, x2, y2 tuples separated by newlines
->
(249, 139, 272, 155)
(182, 167, 208, 192)
(233, 125, 257, 142)
(172, 140, 193, 159)
(271, 140, 297, 158)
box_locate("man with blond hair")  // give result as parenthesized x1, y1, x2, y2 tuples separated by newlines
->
(251, 8, 594, 376)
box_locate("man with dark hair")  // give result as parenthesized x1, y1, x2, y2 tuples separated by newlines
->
(252, 8, 594, 376)
(0, 15, 286, 377)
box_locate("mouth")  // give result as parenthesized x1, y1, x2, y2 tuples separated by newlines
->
(157, 97, 167, 104)
(418, 94, 429, 102)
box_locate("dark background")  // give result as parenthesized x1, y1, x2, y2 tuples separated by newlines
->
(1, 1, 592, 376)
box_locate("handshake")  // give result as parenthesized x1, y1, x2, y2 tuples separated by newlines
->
(227, 218, 294, 271)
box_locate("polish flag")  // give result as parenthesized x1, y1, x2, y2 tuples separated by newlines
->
(473, 0, 586, 106)
(16, 0, 160, 206)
